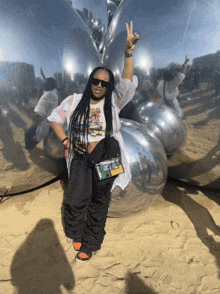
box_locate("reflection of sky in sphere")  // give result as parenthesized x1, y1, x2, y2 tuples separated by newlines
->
(0, 0, 90, 78)
(1, 0, 220, 79)
(70, 0, 108, 31)
(138, 56, 152, 74)
(132, 0, 220, 67)
(107, 0, 220, 68)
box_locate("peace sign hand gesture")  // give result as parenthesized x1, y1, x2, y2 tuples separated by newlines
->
(125, 21, 140, 54)
(184, 55, 190, 65)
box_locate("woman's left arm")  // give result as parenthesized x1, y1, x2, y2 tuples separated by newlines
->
(123, 21, 140, 82)
(114, 22, 139, 110)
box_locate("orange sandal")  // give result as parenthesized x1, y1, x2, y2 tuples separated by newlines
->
(73, 242, 82, 251)
(76, 251, 93, 261)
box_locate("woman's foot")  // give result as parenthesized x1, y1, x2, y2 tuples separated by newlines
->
(73, 242, 82, 252)
(75, 251, 95, 261)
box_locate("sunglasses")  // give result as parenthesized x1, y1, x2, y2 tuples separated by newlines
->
(91, 77, 111, 89)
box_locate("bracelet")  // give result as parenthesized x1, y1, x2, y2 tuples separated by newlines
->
(63, 139, 70, 148)
(62, 137, 69, 143)
(125, 51, 133, 58)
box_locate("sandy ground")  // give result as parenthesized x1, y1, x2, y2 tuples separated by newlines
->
(1, 178, 220, 294)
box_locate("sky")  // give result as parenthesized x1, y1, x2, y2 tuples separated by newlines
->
(121, 0, 220, 68)
(0, 0, 220, 79)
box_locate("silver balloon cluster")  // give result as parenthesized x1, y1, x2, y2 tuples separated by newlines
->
(75, 8, 105, 52)
(0, 0, 172, 216)
(109, 119, 167, 217)
(71, 0, 122, 53)
(107, 0, 120, 26)
(2, 0, 219, 213)
(132, 102, 187, 157)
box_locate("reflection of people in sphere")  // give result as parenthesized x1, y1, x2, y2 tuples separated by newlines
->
(34, 77, 58, 142)
(157, 56, 190, 117)
(48, 21, 140, 261)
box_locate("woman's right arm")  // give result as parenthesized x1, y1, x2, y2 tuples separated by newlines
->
(47, 95, 74, 147)
(167, 56, 190, 92)
(50, 122, 68, 143)
(181, 55, 190, 75)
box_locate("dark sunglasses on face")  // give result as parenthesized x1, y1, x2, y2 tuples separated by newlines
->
(91, 77, 111, 89)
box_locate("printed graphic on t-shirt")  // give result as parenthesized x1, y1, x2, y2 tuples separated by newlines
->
(88, 107, 105, 137)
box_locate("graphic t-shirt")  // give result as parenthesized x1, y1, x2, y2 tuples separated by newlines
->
(87, 99, 106, 142)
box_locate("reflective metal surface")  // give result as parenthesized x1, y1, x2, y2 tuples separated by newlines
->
(106, 0, 220, 189)
(107, 0, 118, 26)
(44, 131, 65, 160)
(0, 0, 97, 195)
(70, 0, 108, 52)
(42, 118, 167, 217)
(119, 92, 145, 119)
(133, 0, 220, 188)
(2, 0, 220, 194)
(132, 101, 187, 156)
(109, 119, 167, 217)
(103, 0, 154, 80)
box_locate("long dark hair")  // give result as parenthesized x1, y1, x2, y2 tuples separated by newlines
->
(69, 67, 115, 156)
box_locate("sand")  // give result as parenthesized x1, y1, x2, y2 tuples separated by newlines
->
(1, 178, 220, 294)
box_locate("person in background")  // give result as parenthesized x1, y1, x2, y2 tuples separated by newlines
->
(34, 77, 58, 142)
(47, 21, 139, 261)
(157, 56, 190, 117)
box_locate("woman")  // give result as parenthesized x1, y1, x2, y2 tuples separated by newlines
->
(157, 56, 190, 117)
(48, 22, 139, 261)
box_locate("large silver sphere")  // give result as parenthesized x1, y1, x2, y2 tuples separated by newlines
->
(43, 119, 167, 217)
(108, 119, 167, 217)
(0, 0, 100, 195)
(44, 131, 65, 160)
(2, 0, 220, 194)
(132, 101, 187, 156)
(104, 0, 220, 188)
(119, 92, 145, 119)
(130, 0, 220, 189)
(102, 0, 155, 102)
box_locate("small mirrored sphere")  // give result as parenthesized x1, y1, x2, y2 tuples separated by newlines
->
(108, 119, 167, 217)
(132, 102, 187, 156)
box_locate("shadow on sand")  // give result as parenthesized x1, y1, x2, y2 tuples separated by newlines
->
(125, 271, 157, 294)
(162, 179, 220, 279)
(10, 218, 75, 294)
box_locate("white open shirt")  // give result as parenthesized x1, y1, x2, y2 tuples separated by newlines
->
(47, 76, 138, 191)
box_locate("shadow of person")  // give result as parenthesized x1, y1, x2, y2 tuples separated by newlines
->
(168, 134, 220, 183)
(125, 271, 157, 294)
(28, 147, 66, 174)
(0, 116, 29, 171)
(10, 218, 75, 294)
(182, 87, 218, 123)
(162, 180, 220, 278)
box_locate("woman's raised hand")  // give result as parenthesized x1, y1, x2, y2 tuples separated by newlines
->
(125, 21, 140, 53)
(184, 55, 190, 65)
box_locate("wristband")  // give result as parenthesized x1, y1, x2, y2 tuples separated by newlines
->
(125, 51, 133, 58)
(62, 137, 69, 143)
(63, 139, 70, 147)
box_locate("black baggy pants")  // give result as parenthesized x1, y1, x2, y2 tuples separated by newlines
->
(64, 137, 120, 254)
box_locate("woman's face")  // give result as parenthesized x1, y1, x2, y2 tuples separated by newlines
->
(91, 69, 110, 99)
